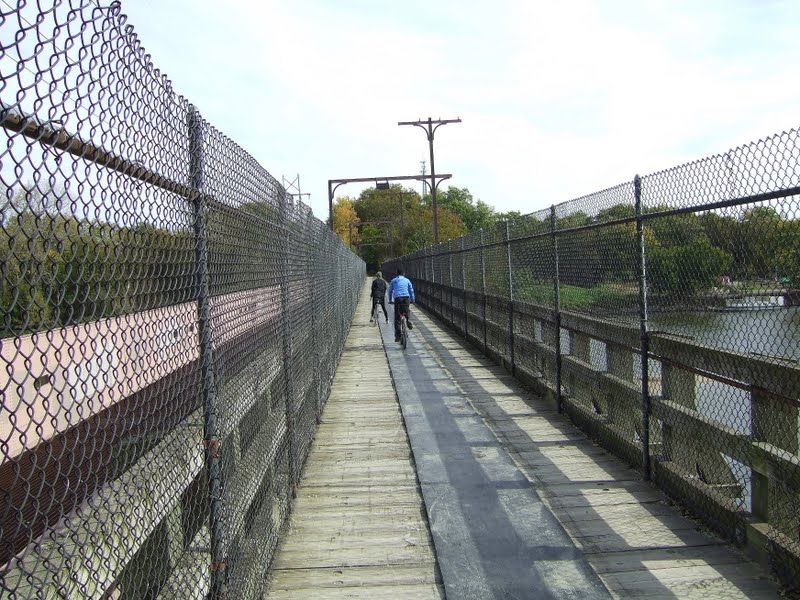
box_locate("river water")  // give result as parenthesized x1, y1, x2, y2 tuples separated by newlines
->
(648, 306, 800, 433)
(652, 305, 800, 361)
(651, 306, 800, 509)
(558, 302, 798, 508)
(576, 306, 799, 509)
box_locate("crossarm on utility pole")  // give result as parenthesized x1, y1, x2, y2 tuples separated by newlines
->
(328, 173, 452, 233)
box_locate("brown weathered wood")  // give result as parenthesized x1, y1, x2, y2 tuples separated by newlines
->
(589, 545, 763, 574)
(266, 283, 440, 598)
(268, 584, 445, 600)
(268, 288, 781, 598)
(267, 564, 440, 589)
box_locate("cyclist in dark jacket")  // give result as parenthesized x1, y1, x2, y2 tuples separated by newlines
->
(370, 271, 388, 323)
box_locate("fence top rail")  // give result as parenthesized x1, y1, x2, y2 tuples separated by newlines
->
(1, 102, 195, 199)
(385, 125, 800, 262)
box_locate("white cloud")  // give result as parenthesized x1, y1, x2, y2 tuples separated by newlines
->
(119, 0, 800, 219)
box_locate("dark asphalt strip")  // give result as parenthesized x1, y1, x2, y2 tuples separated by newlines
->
(380, 314, 611, 600)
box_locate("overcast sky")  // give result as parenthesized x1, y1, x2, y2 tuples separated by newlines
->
(121, 0, 800, 220)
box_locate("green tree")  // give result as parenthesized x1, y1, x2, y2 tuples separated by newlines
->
(436, 187, 497, 232)
(1, 191, 196, 336)
(404, 206, 467, 251)
(122, 223, 195, 310)
(701, 212, 743, 278)
(497, 210, 522, 222)
(358, 224, 385, 270)
(739, 206, 783, 280)
(0, 211, 56, 333)
(351, 185, 430, 263)
(553, 210, 595, 287)
(775, 217, 800, 286)
(594, 204, 637, 283)
(648, 239, 733, 299)
(636, 209, 734, 300)
(0, 183, 62, 223)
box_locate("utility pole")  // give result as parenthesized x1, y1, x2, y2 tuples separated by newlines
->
(399, 117, 461, 244)
(420, 160, 426, 199)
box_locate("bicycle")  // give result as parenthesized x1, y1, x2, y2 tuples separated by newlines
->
(399, 309, 409, 349)
(390, 300, 410, 349)
(370, 299, 379, 326)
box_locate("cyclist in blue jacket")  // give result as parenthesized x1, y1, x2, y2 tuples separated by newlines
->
(388, 268, 415, 343)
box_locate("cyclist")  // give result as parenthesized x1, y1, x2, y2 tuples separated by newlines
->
(388, 268, 415, 343)
(370, 271, 388, 323)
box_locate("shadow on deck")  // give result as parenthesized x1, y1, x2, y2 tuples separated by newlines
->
(267, 283, 780, 599)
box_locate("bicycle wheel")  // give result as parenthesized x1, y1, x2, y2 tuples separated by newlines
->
(400, 316, 407, 350)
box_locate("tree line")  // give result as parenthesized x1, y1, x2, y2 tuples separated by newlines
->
(334, 185, 798, 310)
(0, 187, 195, 336)
(4, 180, 797, 338)
(506, 203, 798, 310)
(333, 184, 520, 269)
(0, 185, 296, 337)
(547, 203, 799, 304)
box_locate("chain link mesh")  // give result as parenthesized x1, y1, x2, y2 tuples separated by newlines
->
(384, 131, 800, 591)
(1, 2, 364, 598)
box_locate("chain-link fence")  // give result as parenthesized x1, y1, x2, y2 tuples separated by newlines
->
(384, 132, 800, 590)
(1, 2, 365, 598)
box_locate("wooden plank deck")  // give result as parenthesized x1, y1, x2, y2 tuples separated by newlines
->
(265, 283, 444, 599)
(267, 286, 780, 599)
(409, 308, 781, 599)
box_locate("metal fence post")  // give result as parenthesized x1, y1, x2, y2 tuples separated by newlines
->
(551, 206, 563, 413)
(506, 221, 515, 376)
(429, 244, 439, 314)
(279, 193, 297, 494)
(635, 175, 651, 480)
(188, 106, 227, 595)
(433, 250, 437, 309)
(310, 223, 323, 423)
(429, 251, 435, 308)
(462, 237, 468, 338)
(480, 229, 488, 354)
(448, 242, 454, 326)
